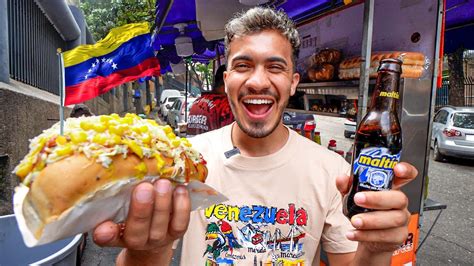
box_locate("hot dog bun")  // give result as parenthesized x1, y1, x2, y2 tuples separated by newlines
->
(338, 51, 425, 80)
(14, 113, 207, 238)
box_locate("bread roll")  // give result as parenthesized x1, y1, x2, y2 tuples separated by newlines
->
(13, 113, 208, 239)
(309, 63, 335, 81)
(313, 49, 342, 65)
(338, 64, 425, 80)
(339, 51, 425, 69)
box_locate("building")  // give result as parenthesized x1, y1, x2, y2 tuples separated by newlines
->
(0, 0, 158, 215)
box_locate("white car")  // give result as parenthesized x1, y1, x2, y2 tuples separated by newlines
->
(431, 106, 474, 161)
(160, 96, 183, 120)
(159, 89, 181, 106)
(167, 97, 196, 132)
(344, 118, 357, 138)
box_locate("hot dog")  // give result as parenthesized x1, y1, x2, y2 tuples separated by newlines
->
(13, 113, 207, 242)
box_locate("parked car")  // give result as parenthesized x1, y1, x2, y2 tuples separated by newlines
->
(431, 106, 474, 161)
(159, 89, 181, 106)
(158, 89, 181, 115)
(282, 110, 317, 134)
(344, 117, 357, 138)
(167, 97, 196, 131)
(160, 96, 183, 121)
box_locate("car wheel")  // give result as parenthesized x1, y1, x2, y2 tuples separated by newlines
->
(433, 140, 445, 162)
(344, 130, 352, 138)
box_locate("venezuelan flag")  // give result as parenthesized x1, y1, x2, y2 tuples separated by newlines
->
(63, 22, 160, 105)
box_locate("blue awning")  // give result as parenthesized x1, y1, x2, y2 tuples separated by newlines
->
(153, 0, 353, 74)
(444, 0, 474, 53)
(152, 0, 473, 72)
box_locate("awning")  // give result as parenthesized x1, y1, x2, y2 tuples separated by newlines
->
(152, 0, 357, 74)
(444, 0, 474, 53)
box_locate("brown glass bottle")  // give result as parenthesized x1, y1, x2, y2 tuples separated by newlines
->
(343, 58, 403, 218)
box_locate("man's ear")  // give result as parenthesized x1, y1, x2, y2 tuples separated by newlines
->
(290, 72, 300, 96)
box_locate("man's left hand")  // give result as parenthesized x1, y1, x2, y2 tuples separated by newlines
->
(336, 162, 418, 253)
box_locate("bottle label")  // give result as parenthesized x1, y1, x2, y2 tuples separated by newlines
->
(353, 147, 401, 191)
(379, 91, 399, 99)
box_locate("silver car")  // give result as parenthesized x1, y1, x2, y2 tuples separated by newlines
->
(167, 97, 196, 132)
(431, 106, 474, 161)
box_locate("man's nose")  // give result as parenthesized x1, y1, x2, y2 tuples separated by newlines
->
(245, 65, 271, 91)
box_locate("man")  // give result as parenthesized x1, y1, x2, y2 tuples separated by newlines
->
(93, 7, 417, 265)
(187, 64, 234, 136)
(69, 104, 93, 118)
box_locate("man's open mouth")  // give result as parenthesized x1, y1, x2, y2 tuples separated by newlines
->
(242, 98, 274, 119)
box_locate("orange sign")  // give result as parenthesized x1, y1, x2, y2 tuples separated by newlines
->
(391, 214, 419, 265)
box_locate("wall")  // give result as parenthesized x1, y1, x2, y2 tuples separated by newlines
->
(0, 80, 69, 215)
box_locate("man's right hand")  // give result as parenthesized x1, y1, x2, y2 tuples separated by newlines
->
(92, 179, 191, 265)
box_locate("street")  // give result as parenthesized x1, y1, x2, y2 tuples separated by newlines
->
(417, 155, 474, 265)
(81, 116, 474, 265)
(316, 116, 474, 265)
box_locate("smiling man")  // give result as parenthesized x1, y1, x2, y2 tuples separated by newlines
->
(93, 7, 417, 266)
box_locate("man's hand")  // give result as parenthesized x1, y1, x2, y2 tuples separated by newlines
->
(336, 162, 418, 259)
(92, 179, 191, 265)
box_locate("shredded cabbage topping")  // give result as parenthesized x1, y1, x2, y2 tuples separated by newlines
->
(13, 113, 204, 186)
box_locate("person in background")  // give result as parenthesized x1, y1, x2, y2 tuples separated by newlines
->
(69, 104, 93, 118)
(186, 64, 234, 136)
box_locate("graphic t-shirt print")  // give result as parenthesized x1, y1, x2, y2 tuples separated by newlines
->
(187, 94, 234, 135)
(203, 203, 309, 265)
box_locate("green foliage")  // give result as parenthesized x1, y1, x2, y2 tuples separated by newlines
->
(80, 0, 155, 41)
(194, 62, 213, 89)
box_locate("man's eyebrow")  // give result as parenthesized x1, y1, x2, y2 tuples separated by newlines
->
(266, 56, 288, 66)
(231, 55, 252, 62)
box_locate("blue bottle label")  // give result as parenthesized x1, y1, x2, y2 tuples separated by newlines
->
(353, 147, 401, 191)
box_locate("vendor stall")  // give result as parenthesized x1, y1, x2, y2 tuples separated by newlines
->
(152, 0, 452, 264)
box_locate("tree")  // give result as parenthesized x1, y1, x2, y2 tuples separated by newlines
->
(194, 62, 213, 91)
(80, 0, 155, 41)
(447, 47, 465, 106)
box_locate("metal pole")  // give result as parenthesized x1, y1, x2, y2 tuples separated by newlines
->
(422, 0, 445, 217)
(185, 60, 189, 123)
(0, 0, 10, 83)
(357, 0, 374, 125)
(57, 48, 65, 135)
(216, 43, 222, 68)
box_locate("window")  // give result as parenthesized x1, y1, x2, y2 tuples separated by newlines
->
(453, 112, 474, 129)
(171, 100, 180, 110)
(435, 110, 449, 124)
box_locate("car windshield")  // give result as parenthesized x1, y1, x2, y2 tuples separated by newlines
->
(168, 97, 181, 103)
(453, 112, 474, 129)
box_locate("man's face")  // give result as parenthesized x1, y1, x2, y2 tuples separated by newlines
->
(224, 30, 300, 138)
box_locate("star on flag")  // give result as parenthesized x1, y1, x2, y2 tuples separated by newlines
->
(84, 57, 118, 80)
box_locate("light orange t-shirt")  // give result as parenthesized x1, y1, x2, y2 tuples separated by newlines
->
(182, 124, 357, 265)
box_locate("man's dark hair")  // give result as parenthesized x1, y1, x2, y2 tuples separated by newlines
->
(70, 104, 93, 118)
(213, 64, 226, 89)
(224, 7, 300, 70)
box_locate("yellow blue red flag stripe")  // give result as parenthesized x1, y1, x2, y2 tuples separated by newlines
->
(63, 22, 160, 105)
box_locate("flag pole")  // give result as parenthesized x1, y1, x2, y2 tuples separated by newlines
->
(57, 48, 65, 135)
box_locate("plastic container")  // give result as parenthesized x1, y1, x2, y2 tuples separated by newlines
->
(313, 131, 321, 145)
(0, 214, 83, 265)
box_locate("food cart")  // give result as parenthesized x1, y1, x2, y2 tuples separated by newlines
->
(291, 1, 445, 264)
(152, 0, 448, 264)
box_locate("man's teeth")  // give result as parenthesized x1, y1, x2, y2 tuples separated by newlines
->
(243, 99, 273, 104)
